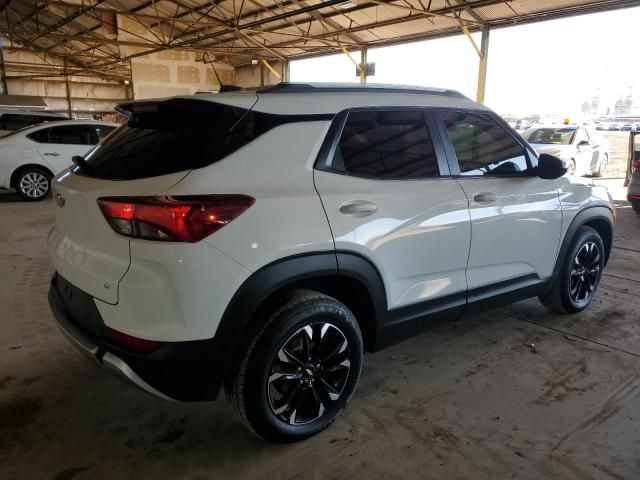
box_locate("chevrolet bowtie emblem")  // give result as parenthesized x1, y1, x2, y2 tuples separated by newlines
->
(54, 193, 66, 208)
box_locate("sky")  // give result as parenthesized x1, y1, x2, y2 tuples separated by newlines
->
(289, 6, 640, 117)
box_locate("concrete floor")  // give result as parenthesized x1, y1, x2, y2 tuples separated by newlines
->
(1, 188, 639, 480)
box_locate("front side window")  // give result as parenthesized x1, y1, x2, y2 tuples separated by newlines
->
(93, 125, 117, 142)
(334, 110, 438, 179)
(522, 127, 576, 145)
(574, 128, 589, 145)
(441, 111, 529, 176)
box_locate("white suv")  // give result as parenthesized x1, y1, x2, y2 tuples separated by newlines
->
(47, 83, 615, 442)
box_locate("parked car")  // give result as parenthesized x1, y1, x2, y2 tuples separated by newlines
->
(626, 130, 640, 212)
(608, 123, 622, 131)
(521, 126, 610, 176)
(0, 109, 67, 138)
(621, 123, 634, 131)
(0, 120, 118, 200)
(47, 83, 615, 442)
(595, 123, 606, 131)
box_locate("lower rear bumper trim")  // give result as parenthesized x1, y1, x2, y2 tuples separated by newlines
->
(49, 278, 175, 401)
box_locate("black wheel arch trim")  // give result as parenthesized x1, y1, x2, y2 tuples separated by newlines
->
(545, 205, 614, 294)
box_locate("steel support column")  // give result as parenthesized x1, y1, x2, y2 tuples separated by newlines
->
(360, 46, 367, 84)
(476, 24, 490, 104)
(63, 59, 72, 117)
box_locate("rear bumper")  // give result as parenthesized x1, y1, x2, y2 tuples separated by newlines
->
(48, 273, 225, 401)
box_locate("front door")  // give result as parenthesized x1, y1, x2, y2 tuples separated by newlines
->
(436, 110, 563, 291)
(314, 109, 471, 311)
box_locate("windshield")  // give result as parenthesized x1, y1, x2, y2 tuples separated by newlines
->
(522, 128, 576, 145)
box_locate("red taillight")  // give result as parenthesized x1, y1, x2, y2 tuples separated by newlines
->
(106, 327, 165, 353)
(97, 195, 255, 242)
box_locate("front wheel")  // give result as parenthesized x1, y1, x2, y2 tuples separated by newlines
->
(15, 168, 51, 201)
(539, 226, 605, 314)
(226, 290, 363, 443)
(592, 153, 608, 177)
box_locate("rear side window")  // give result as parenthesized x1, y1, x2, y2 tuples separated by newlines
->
(441, 111, 529, 176)
(83, 100, 249, 180)
(48, 125, 94, 145)
(27, 128, 50, 143)
(335, 110, 438, 179)
(81, 99, 332, 180)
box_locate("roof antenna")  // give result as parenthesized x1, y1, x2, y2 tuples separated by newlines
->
(203, 51, 243, 93)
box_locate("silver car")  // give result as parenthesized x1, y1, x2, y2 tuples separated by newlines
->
(522, 126, 610, 176)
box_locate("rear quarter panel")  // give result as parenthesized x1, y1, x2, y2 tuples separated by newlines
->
(163, 120, 336, 272)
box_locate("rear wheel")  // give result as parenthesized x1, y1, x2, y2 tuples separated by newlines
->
(539, 226, 605, 314)
(632, 201, 640, 213)
(226, 290, 363, 443)
(566, 159, 577, 176)
(15, 168, 51, 201)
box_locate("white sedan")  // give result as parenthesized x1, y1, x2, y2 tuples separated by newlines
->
(0, 120, 118, 200)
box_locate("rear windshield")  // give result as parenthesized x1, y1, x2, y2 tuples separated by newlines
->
(82, 100, 249, 180)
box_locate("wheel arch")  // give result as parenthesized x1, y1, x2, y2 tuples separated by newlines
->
(215, 251, 386, 381)
(10, 163, 54, 189)
(547, 205, 614, 292)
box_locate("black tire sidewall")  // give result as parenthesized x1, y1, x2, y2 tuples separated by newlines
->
(16, 169, 51, 201)
(559, 227, 605, 313)
(242, 298, 363, 443)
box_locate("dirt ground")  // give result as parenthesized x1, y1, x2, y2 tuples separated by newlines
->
(1, 183, 639, 479)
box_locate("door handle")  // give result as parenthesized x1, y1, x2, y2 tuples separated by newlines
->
(473, 191, 498, 204)
(339, 200, 378, 217)
(44, 152, 60, 157)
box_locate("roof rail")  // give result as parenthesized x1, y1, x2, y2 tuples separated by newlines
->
(257, 82, 465, 98)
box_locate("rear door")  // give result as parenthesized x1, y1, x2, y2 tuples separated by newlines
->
(436, 110, 563, 292)
(314, 108, 471, 311)
(36, 124, 95, 173)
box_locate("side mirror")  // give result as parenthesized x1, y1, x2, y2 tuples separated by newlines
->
(536, 153, 567, 179)
(577, 140, 590, 152)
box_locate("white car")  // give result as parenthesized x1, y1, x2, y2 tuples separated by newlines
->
(522, 126, 610, 177)
(0, 108, 68, 138)
(47, 84, 615, 443)
(0, 120, 118, 200)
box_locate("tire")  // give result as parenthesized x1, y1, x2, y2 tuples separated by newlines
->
(539, 226, 605, 314)
(226, 289, 363, 443)
(592, 153, 608, 177)
(632, 201, 640, 213)
(566, 159, 576, 176)
(14, 167, 51, 201)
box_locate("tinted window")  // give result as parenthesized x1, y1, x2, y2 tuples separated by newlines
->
(441, 112, 529, 176)
(1, 113, 63, 131)
(522, 128, 575, 145)
(82, 99, 328, 180)
(48, 125, 94, 145)
(335, 110, 438, 179)
(27, 128, 50, 143)
(94, 125, 116, 141)
(3, 114, 36, 131)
